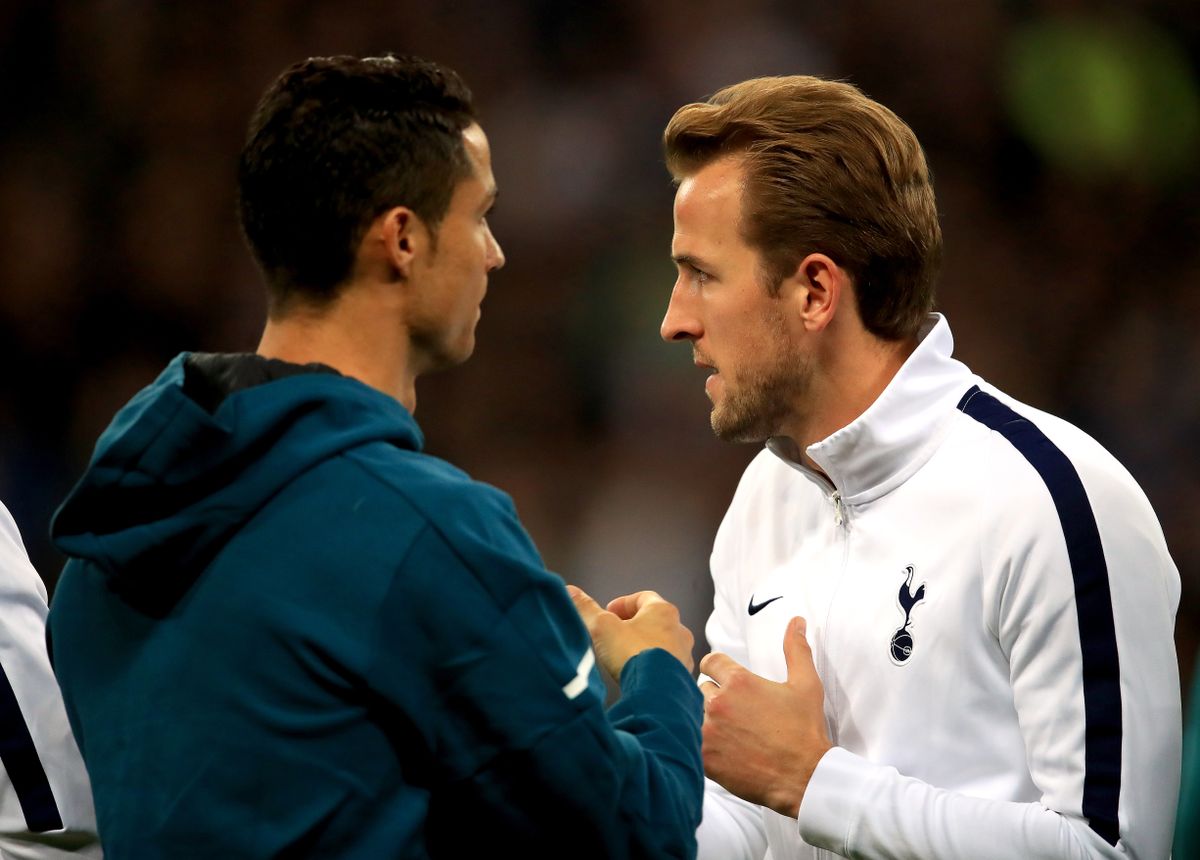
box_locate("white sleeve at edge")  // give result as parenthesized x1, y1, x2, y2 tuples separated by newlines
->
(696, 479, 769, 860)
(0, 502, 101, 857)
(798, 747, 1120, 859)
(698, 777, 769, 860)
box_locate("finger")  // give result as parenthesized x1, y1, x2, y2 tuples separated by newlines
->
(606, 590, 665, 620)
(699, 680, 719, 703)
(698, 651, 741, 685)
(567, 584, 605, 628)
(782, 616, 818, 686)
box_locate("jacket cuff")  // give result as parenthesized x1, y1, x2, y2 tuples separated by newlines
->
(620, 648, 702, 707)
(796, 746, 880, 854)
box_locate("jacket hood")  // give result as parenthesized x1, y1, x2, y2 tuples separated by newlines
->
(52, 353, 422, 615)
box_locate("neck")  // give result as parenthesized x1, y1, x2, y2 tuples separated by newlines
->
(779, 330, 917, 467)
(256, 281, 418, 411)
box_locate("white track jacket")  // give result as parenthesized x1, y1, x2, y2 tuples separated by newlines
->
(697, 315, 1181, 860)
(0, 502, 99, 858)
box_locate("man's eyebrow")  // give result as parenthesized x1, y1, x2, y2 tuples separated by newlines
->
(482, 186, 499, 211)
(671, 253, 712, 271)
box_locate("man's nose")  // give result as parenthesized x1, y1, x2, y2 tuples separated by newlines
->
(660, 281, 701, 342)
(487, 228, 505, 272)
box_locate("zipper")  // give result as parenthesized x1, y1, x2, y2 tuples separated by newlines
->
(789, 466, 849, 860)
(821, 484, 850, 756)
(831, 490, 845, 527)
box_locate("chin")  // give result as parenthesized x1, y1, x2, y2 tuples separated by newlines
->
(712, 420, 761, 444)
(423, 338, 475, 374)
(711, 406, 774, 445)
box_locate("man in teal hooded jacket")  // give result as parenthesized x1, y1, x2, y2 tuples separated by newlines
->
(47, 55, 703, 858)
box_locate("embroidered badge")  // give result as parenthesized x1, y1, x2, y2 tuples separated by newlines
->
(889, 565, 926, 665)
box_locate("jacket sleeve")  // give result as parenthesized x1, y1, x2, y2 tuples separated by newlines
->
(695, 496, 769, 860)
(797, 434, 1182, 859)
(0, 502, 101, 858)
(366, 485, 704, 860)
(697, 779, 768, 860)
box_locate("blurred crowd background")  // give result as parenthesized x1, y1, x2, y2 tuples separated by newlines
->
(2, 0, 1198, 694)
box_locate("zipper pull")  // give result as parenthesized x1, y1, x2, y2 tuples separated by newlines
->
(832, 490, 845, 526)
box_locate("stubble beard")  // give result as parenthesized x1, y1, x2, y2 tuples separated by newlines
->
(709, 312, 809, 444)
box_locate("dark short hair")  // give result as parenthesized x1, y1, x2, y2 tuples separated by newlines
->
(238, 55, 475, 311)
(664, 76, 941, 341)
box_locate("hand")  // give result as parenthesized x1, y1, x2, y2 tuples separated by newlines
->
(567, 586, 695, 678)
(699, 616, 832, 819)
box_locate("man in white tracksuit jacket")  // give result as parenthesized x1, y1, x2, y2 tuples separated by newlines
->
(0, 502, 99, 858)
(658, 75, 1180, 859)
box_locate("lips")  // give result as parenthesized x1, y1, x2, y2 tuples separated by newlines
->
(692, 352, 718, 397)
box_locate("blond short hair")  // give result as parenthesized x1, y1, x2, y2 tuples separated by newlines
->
(664, 76, 941, 340)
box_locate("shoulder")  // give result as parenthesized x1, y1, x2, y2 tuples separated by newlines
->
(247, 438, 539, 593)
(954, 384, 1154, 516)
(951, 384, 1173, 584)
(344, 444, 527, 544)
(0, 501, 48, 604)
(337, 443, 548, 600)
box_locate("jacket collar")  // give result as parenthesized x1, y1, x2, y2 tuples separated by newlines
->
(767, 314, 977, 503)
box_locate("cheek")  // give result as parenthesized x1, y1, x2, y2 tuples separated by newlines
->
(723, 319, 778, 373)
(711, 314, 754, 352)
(459, 238, 487, 282)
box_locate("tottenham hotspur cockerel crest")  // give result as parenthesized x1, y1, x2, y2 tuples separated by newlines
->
(889, 565, 926, 665)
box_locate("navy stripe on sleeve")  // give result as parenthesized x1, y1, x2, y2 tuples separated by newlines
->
(957, 385, 1121, 847)
(0, 661, 63, 832)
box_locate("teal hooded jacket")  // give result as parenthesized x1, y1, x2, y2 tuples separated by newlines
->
(48, 354, 704, 858)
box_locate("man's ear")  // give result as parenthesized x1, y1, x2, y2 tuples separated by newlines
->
(374, 206, 423, 281)
(784, 253, 850, 333)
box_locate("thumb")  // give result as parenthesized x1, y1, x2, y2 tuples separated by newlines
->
(783, 616, 817, 686)
(567, 584, 605, 628)
(606, 590, 664, 620)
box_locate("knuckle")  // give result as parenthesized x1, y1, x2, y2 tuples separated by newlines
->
(722, 667, 746, 690)
(704, 691, 725, 717)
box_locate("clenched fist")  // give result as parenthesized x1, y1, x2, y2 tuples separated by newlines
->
(568, 586, 695, 679)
